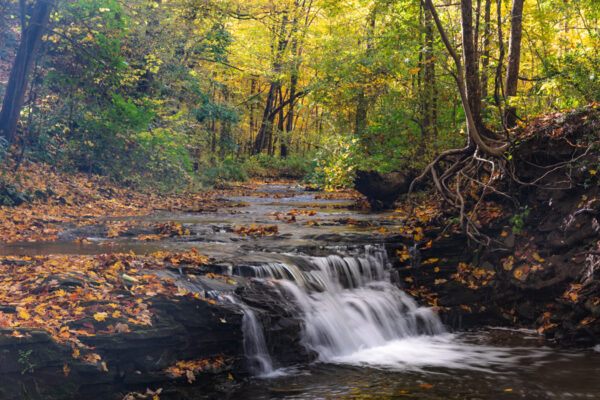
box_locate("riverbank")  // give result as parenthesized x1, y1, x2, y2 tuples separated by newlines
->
(390, 104, 600, 347)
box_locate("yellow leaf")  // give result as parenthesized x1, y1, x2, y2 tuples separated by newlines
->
(533, 252, 545, 263)
(503, 256, 514, 271)
(63, 364, 71, 377)
(17, 309, 31, 321)
(514, 269, 523, 279)
(72, 348, 80, 359)
(93, 312, 108, 322)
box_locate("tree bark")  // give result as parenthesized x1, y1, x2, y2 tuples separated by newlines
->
(0, 0, 53, 144)
(421, 6, 437, 149)
(252, 82, 278, 155)
(281, 59, 298, 158)
(252, 9, 289, 155)
(481, 0, 491, 99)
(354, 7, 376, 137)
(504, 0, 525, 127)
(422, 0, 508, 157)
(460, 0, 484, 135)
(494, 0, 505, 110)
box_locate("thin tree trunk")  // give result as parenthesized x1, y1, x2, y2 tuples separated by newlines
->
(252, 9, 289, 155)
(248, 79, 256, 153)
(422, 0, 508, 157)
(481, 0, 491, 99)
(282, 64, 298, 158)
(252, 82, 278, 155)
(355, 7, 376, 137)
(421, 6, 437, 152)
(0, 0, 53, 143)
(504, 0, 525, 127)
(494, 0, 505, 110)
(461, 0, 484, 135)
(277, 87, 286, 157)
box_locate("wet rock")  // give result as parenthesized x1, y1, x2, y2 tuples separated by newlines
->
(238, 282, 316, 366)
(354, 170, 415, 210)
(0, 296, 244, 399)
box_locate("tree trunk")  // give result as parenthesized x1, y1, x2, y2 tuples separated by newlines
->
(248, 78, 256, 153)
(252, 82, 278, 155)
(504, 0, 525, 127)
(281, 66, 298, 158)
(423, 0, 508, 157)
(354, 7, 376, 137)
(252, 9, 289, 155)
(460, 0, 484, 135)
(481, 0, 491, 99)
(494, 0, 505, 110)
(421, 6, 437, 150)
(277, 87, 286, 157)
(0, 0, 53, 144)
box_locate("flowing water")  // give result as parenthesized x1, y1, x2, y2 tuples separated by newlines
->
(5, 184, 600, 399)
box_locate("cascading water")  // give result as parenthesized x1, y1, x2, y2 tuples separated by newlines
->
(248, 246, 446, 364)
(224, 296, 275, 377)
(160, 245, 529, 375)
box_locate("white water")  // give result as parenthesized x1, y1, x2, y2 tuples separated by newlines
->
(224, 296, 276, 376)
(249, 247, 445, 364)
(242, 246, 549, 373)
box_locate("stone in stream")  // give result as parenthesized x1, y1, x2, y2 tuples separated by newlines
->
(0, 296, 244, 400)
(354, 170, 416, 210)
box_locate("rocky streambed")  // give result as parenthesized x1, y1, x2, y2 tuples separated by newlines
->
(2, 182, 600, 399)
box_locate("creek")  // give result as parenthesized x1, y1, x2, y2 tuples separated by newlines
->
(4, 184, 600, 399)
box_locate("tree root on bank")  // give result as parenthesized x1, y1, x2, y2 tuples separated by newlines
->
(408, 133, 597, 246)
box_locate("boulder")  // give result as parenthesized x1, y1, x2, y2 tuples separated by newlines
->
(354, 170, 415, 210)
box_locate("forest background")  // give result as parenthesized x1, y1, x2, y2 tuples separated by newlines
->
(1, 0, 599, 191)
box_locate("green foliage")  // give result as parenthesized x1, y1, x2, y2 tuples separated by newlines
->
(510, 206, 531, 235)
(201, 157, 248, 185)
(243, 154, 314, 179)
(309, 135, 359, 190)
(3, 0, 600, 191)
(17, 349, 36, 375)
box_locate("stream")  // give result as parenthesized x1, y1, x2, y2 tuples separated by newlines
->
(4, 184, 600, 399)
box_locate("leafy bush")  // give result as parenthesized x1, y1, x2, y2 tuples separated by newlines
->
(309, 135, 359, 189)
(200, 157, 248, 185)
(242, 154, 313, 179)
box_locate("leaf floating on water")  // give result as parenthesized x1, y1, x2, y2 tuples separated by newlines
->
(186, 369, 195, 384)
(122, 274, 139, 283)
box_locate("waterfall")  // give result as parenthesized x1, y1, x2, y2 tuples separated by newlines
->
(224, 296, 275, 376)
(247, 246, 445, 362)
(240, 304, 275, 376)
